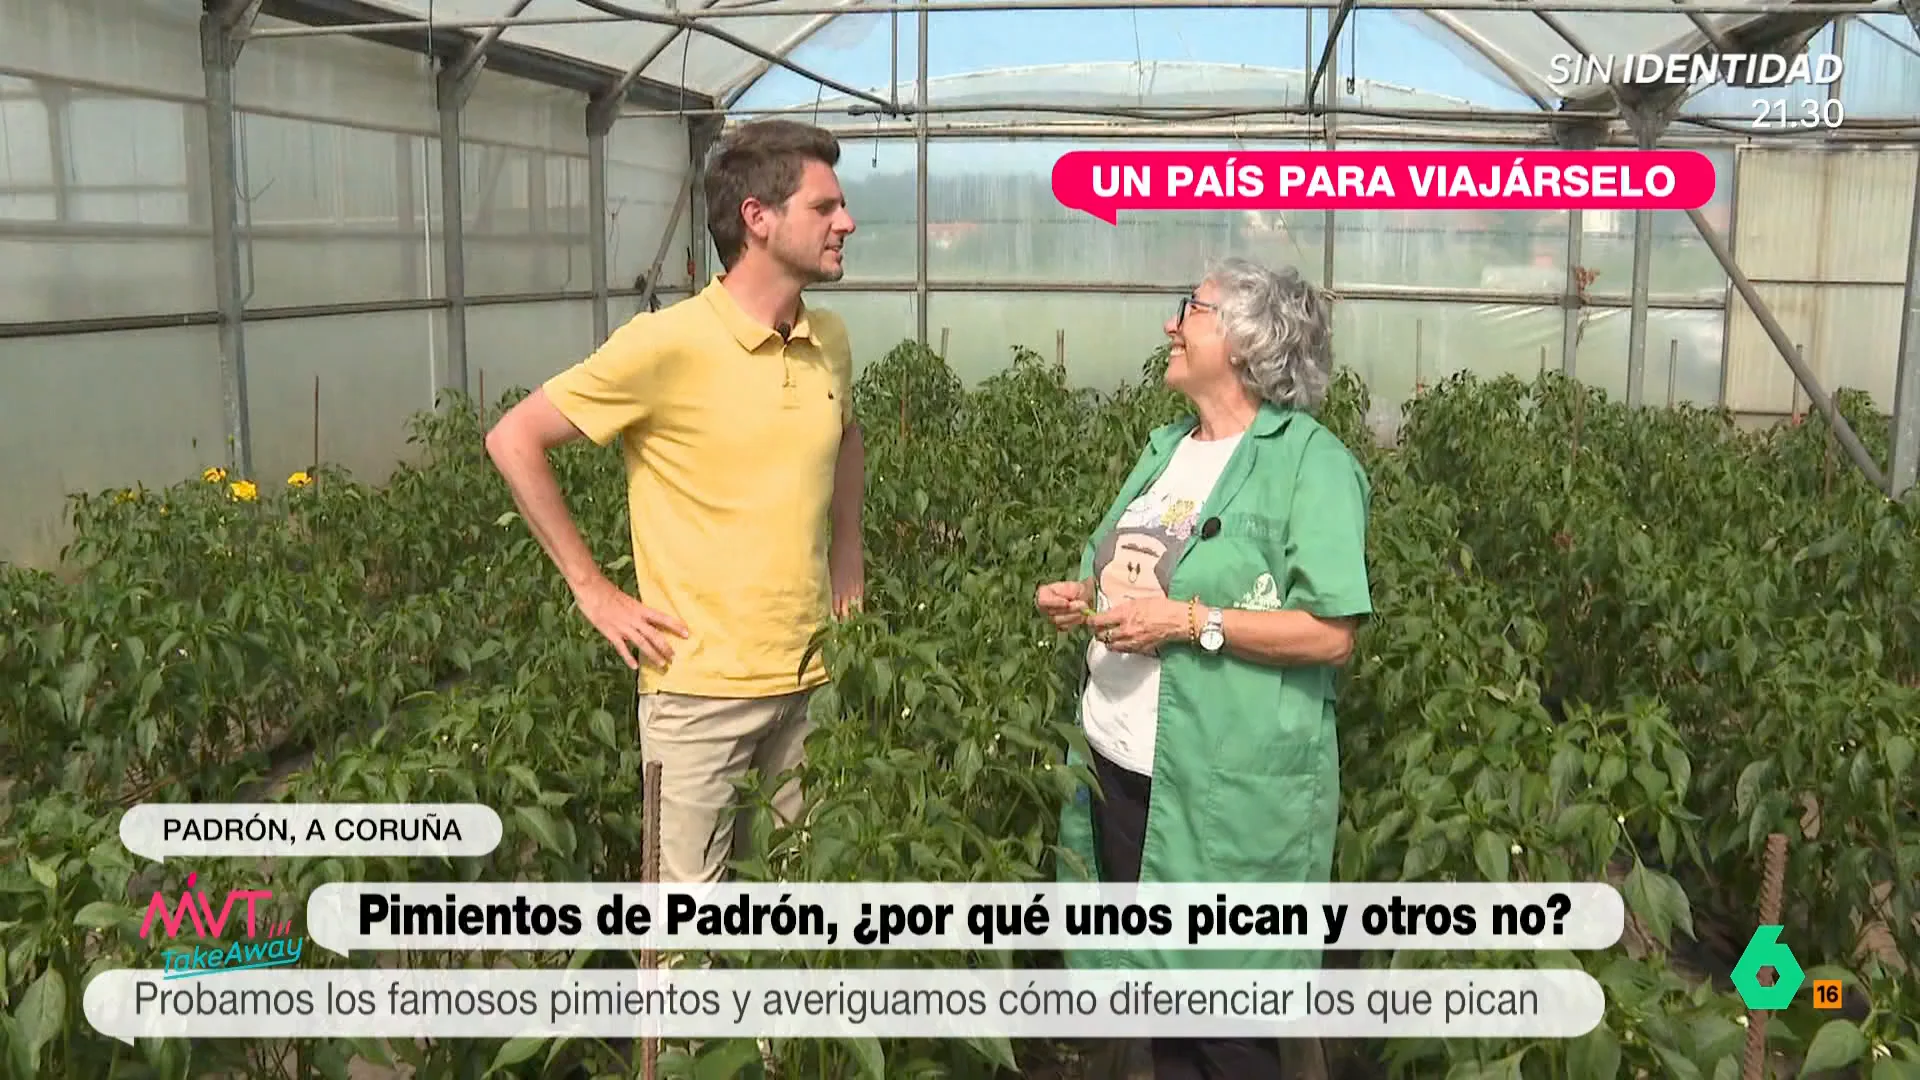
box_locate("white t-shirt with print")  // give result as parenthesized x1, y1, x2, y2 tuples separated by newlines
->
(1081, 430, 1243, 776)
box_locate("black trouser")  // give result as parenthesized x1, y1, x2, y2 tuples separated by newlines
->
(1088, 747, 1287, 1080)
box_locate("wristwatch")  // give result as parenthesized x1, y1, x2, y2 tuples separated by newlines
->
(1199, 607, 1225, 653)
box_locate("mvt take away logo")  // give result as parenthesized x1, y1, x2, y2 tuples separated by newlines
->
(140, 871, 304, 978)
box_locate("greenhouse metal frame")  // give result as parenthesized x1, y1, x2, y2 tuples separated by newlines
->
(2, 0, 1918, 568)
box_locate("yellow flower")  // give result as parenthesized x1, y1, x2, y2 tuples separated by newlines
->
(115, 489, 139, 503)
(202, 466, 227, 483)
(287, 471, 312, 487)
(229, 480, 258, 502)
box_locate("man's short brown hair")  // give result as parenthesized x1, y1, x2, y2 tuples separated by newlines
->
(704, 119, 842, 270)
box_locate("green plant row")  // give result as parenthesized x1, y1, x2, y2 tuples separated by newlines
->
(1, 341, 1916, 1079)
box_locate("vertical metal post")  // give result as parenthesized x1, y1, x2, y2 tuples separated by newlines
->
(41, 86, 73, 222)
(1890, 152, 1920, 499)
(1626, 207, 1652, 406)
(914, 5, 930, 347)
(589, 130, 610, 342)
(1718, 149, 1743, 408)
(395, 132, 421, 297)
(691, 117, 721, 286)
(1320, 12, 1336, 290)
(1561, 210, 1583, 375)
(437, 64, 471, 399)
(641, 176, 692, 314)
(587, 95, 617, 345)
(1829, 17, 1847, 104)
(201, 11, 253, 478)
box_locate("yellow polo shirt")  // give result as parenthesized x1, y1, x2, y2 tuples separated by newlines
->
(542, 276, 854, 698)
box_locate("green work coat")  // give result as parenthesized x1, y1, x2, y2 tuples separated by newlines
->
(1054, 400, 1374, 973)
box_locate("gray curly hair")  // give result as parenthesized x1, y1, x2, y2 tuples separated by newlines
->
(1204, 257, 1336, 410)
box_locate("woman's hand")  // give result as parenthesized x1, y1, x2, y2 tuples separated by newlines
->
(1035, 579, 1094, 631)
(1087, 597, 1189, 655)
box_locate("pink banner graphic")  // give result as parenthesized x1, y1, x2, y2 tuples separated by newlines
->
(1051, 149, 1717, 223)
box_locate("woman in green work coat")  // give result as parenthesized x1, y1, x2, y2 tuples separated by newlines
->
(1034, 257, 1374, 1080)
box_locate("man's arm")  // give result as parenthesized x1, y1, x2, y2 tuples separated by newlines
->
(485, 389, 600, 590)
(484, 387, 687, 669)
(829, 420, 866, 615)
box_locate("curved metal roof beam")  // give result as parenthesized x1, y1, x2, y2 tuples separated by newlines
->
(1555, 2, 1848, 120)
(1413, 10, 1563, 108)
(601, 0, 726, 107)
(618, 0, 861, 104)
(717, 3, 870, 108)
(563, 0, 897, 109)
(719, 3, 1564, 116)
(1530, 7, 1645, 127)
(1680, 5, 1740, 50)
(448, 0, 537, 85)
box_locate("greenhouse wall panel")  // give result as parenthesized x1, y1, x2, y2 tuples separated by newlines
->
(812, 290, 919, 377)
(0, 324, 227, 567)
(458, 141, 591, 298)
(1571, 305, 1728, 408)
(1581, 150, 1734, 302)
(1727, 281, 1913, 413)
(243, 309, 448, 487)
(1724, 284, 1821, 415)
(1823, 149, 1920, 283)
(466, 298, 599, 400)
(1723, 147, 1918, 413)
(927, 291, 1175, 389)
(236, 15, 439, 132)
(0, 0, 204, 100)
(0, 86, 217, 323)
(1813, 283, 1909, 407)
(605, 116, 694, 294)
(1338, 298, 1561, 404)
(237, 117, 441, 308)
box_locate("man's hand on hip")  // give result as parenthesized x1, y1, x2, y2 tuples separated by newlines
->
(572, 575, 690, 670)
(831, 555, 864, 618)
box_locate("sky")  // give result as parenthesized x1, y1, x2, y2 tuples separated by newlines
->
(731, 6, 1916, 141)
(734, 8, 1541, 113)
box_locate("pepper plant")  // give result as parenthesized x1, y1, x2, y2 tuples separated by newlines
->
(1, 343, 1915, 1079)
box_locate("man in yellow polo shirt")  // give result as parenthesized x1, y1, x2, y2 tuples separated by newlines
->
(483, 119, 863, 884)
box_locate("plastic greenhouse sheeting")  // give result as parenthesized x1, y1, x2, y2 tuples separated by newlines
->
(352, 0, 1842, 106)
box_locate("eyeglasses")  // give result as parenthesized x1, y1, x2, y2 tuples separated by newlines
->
(1176, 295, 1218, 326)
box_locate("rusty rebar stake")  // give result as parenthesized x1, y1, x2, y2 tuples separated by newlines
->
(1742, 833, 1790, 1080)
(642, 760, 662, 1080)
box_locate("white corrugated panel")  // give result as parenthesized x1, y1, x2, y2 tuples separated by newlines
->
(1721, 146, 1917, 413)
(1821, 148, 1919, 284)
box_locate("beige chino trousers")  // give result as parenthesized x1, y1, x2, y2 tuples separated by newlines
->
(637, 688, 814, 884)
